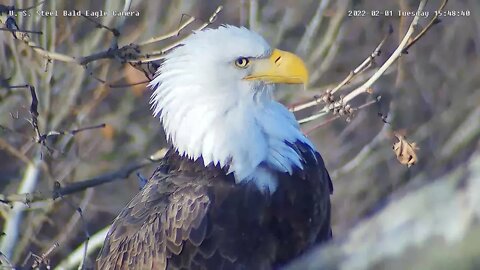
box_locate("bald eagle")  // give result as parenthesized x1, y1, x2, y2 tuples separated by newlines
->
(96, 25, 333, 270)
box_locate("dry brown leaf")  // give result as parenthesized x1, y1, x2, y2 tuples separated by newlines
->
(393, 133, 419, 167)
(101, 124, 115, 140)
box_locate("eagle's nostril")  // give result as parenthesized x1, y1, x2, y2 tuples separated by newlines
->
(275, 56, 281, 64)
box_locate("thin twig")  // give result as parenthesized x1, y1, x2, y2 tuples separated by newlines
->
(109, 80, 150, 88)
(331, 122, 390, 179)
(0, 27, 43, 35)
(133, 5, 223, 64)
(76, 10, 120, 37)
(296, 0, 331, 55)
(330, 25, 392, 95)
(59, 201, 89, 270)
(30, 242, 59, 269)
(0, 251, 13, 269)
(0, 159, 154, 205)
(0, 137, 33, 165)
(289, 95, 323, 113)
(56, 227, 109, 270)
(303, 115, 340, 134)
(28, 86, 42, 143)
(303, 96, 381, 134)
(0, 1, 45, 14)
(77, 6, 223, 66)
(23, 85, 105, 156)
(290, 25, 392, 114)
(18, 32, 76, 62)
(292, 0, 444, 127)
(50, 189, 94, 261)
(402, 0, 449, 54)
(341, 0, 429, 105)
(298, 0, 429, 126)
(0, 157, 41, 259)
(309, 0, 348, 66)
(249, 0, 258, 30)
(138, 16, 195, 46)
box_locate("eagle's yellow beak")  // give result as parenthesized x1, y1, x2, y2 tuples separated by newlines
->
(244, 49, 309, 85)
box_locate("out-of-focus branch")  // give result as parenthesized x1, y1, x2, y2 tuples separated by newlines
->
(0, 1, 45, 14)
(331, 121, 390, 178)
(402, 0, 449, 53)
(0, 157, 41, 259)
(56, 226, 109, 270)
(296, 0, 331, 55)
(0, 250, 13, 268)
(28, 86, 42, 143)
(10, 5, 223, 80)
(77, 5, 223, 66)
(341, 0, 428, 105)
(76, 10, 120, 38)
(21, 242, 59, 269)
(309, 0, 348, 66)
(0, 159, 154, 205)
(303, 96, 381, 133)
(249, 0, 259, 31)
(294, 0, 446, 125)
(138, 16, 195, 46)
(331, 26, 392, 96)
(18, 32, 76, 63)
(0, 27, 43, 35)
(0, 137, 32, 165)
(289, 27, 392, 114)
(20, 84, 106, 156)
(133, 5, 223, 64)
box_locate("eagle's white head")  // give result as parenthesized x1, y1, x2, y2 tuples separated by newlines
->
(149, 25, 317, 193)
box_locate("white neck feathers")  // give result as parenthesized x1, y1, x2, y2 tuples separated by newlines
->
(148, 26, 317, 193)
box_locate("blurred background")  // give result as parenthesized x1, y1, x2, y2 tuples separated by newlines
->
(0, 0, 479, 269)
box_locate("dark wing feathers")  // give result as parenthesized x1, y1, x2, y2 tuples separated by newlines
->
(97, 146, 332, 270)
(96, 176, 211, 270)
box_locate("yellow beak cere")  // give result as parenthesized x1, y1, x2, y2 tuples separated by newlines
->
(244, 49, 309, 85)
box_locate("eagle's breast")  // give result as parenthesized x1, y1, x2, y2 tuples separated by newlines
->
(97, 146, 332, 270)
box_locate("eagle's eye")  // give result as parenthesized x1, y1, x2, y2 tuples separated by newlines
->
(234, 57, 250, 68)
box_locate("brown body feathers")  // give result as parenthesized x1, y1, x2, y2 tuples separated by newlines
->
(96, 145, 332, 270)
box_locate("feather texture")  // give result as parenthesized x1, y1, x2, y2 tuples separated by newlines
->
(96, 148, 332, 270)
(149, 25, 315, 193)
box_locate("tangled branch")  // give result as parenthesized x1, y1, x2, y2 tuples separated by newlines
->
(292, 0, 448, 129)
(0, 159, 154, 206)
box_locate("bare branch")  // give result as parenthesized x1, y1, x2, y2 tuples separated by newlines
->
(330, 25, 393, 96)
(131, 5, 224, 64)
(0, 137, 32, 165)
(303, 96, 381, 134)
(0, 159, 154, 205)
(402, 0, 449, 54)
(0, 1, 45, 14)
(291, 0, 448, 129)
(18, 34, 77, 63)
(109, 80, 149, 88)
(28, 86, 42, 144)
(138, 16, 195, 46)
(76, 10, 120, 37)
(77, 6, 223, 66)
(342, 0, 428, 105)
(29, 242, 59, 269)
(290, 25, 392, 114)
(0, 27, 43, 35)
(0, 248, 13, 269)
